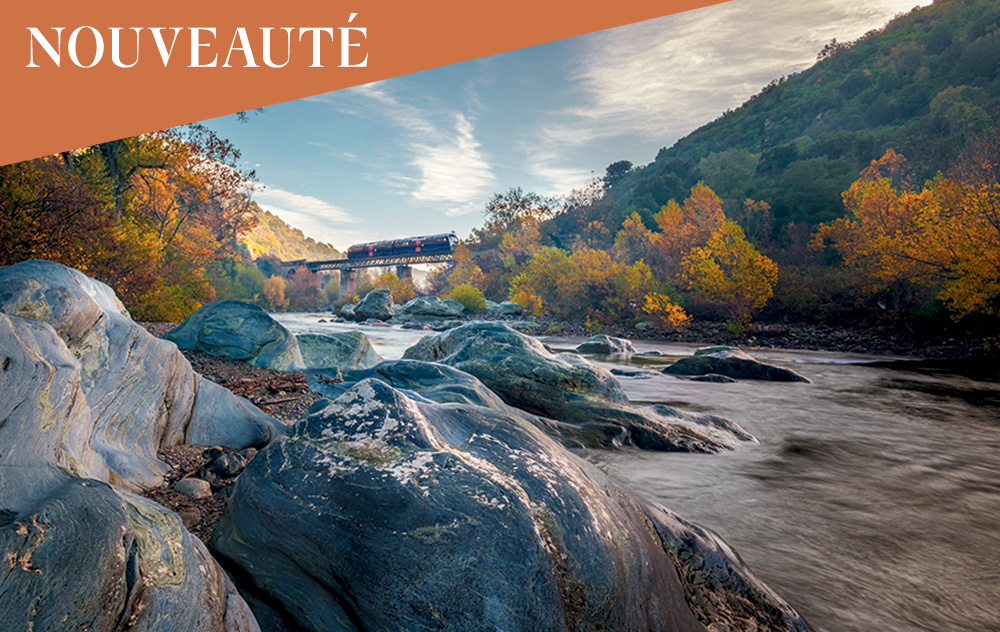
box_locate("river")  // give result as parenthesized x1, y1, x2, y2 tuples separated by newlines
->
(276, 314, 1000, 632)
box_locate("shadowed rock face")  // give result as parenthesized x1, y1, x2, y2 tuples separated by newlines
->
(0, 262, 283, 491)
(665, 347, 811, 383)
(0, 311, 258, 632)
(211, 379, 811, 632)
(297, 331, 383, 371)
(165, 300, 305, 371)
(352, 289, 395, 321)
(402, 322, 749, 452)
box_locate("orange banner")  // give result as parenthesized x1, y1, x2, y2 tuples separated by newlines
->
(1, 1, 729, 165)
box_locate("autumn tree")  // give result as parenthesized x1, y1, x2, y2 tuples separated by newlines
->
(472, 188, 558, 248)
(262, 276, 290, 311)
(814, 145, 1000, 318)
(611, 212, 656, 264)
(680, 220, 779, 324)
(651, 183, 726, 275)
(373, 272, 417, 303)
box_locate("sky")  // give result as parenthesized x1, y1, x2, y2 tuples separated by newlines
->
(204, 0, 931, 251)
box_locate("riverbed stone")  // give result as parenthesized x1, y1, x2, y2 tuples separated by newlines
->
(164, 300, 305, 371)
(352, 289, 395, 321)
(575, 334, 636, 355)
(211, 379, 810, 632)
(401, 295, 466, 317)
(402, 322, 749, 451)
(0, 262, 284, 491)
(665, 346, 811, 382)
(0, 311, 259, 631)
(498, 300, 523, 315)
(175, 477, 213, 498)
(297, 331, 383, 370)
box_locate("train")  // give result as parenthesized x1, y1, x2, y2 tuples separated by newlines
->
(346, 233, 459, 260)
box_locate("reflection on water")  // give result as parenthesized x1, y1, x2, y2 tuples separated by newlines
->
(276, 314, 1000, 632)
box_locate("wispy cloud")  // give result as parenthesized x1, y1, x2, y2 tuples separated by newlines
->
(336, 82, 496, 214)
(253, 185, 369, 250)
(526, 0, 929, 192)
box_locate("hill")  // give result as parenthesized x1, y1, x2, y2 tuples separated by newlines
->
(240, 202, 342, 261)
(559, 0, 1000, 235)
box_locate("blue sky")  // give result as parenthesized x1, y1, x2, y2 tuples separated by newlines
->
(205, 0, 930, 251)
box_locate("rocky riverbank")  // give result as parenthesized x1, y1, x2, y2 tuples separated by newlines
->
(456, 314, 997, 360)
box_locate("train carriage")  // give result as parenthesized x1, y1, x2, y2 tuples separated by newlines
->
(346, 233, 458, 260)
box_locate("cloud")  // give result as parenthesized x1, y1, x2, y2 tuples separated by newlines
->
(525, 0, 929, 193)
(410, 113, 495, 215)
(253, 185, 369, 250)
(338, 82, 496, 213)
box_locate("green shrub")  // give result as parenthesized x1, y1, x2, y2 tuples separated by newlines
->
(446, 283, 487, 313)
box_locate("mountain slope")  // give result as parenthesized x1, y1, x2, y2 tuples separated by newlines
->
(240, 203, 341, 261)
(594, 0, 1000, 230)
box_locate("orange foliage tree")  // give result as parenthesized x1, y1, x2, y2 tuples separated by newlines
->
(509, 247, 668, 322)
(814, 146, 1000, 318)
(680, 220, 779, 323)
(654, 184, 725, 253)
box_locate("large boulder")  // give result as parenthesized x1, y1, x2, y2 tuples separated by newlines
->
(0, 262, 283, 491)
(0, 311, 258, 631)
(575, 334, 636, 355)
(165, 300, 305, 371)
(310, 359, 511, 410)
(297, 331, 383, 370)
(665, 346, 811, 383)
(402, 323, 748, 451)
(497, 300, 523, 315)
(211, 379, 810, 632)
(401, 295, 466, 318)
(352, 289, 395, 321)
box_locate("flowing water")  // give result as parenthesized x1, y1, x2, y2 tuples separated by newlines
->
(276, 314, 1000, 632)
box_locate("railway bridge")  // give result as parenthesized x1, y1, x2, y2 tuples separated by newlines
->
(278, 251, 455, 298)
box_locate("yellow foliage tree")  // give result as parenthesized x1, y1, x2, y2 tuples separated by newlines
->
(447, 243, 486, 289)
(814, 148, 1000, 318)
(640, 292, 691, 330)
(611, 212, 656, 264)
(374, 273, 417, 303)
(262, 276, 289, 312)
(680, 220, 779, 323)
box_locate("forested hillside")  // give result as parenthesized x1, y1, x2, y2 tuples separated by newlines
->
(240, 204, 341, 261)
(439, 0, 1000, 333)
(555, 0, 1000, 233)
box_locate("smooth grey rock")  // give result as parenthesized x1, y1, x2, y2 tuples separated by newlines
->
(575, 334, 636, 355)
(497, 300, 523, 315)
(485, 300, 500, 313)
(0, 479, 258, 632)
(0, 263, 283, 491)
(197, 451, 249, 483)
(353, 289, 395, 321)
(174, 477, 213, 498)
(635, 321, 655, 332)
(340, 304, 355, 319)
(297, 331, 383, 370)
(165, 300, 305, 371)
(666, 347, 811, 383)
(403, 323, 748, 451)
(310, 359, 509, 410)
(401, 295, 466, 317)
(211, 379, 809, 632)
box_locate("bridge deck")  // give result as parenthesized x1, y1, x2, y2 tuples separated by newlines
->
(282, 252, 455, 272)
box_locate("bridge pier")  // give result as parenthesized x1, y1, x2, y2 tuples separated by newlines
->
(395, 265, 412, 281)
(342, 269, 357, 299)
